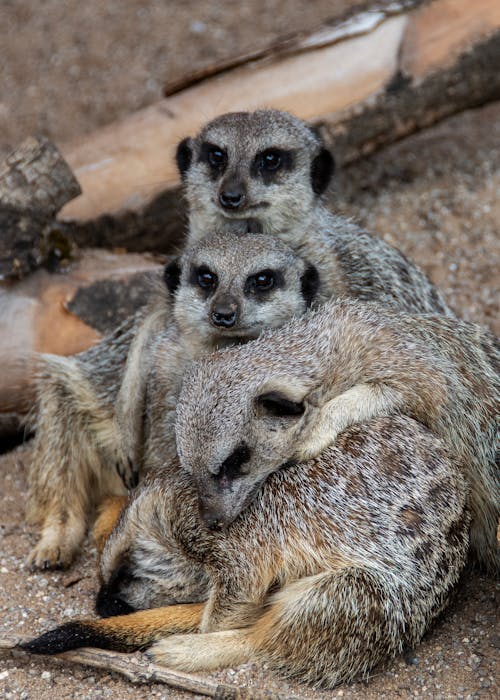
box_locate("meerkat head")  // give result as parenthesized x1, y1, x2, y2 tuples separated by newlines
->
(176, 110, 334, 238)
(163, 231, 319, 348)
(175, 339, 322, 530)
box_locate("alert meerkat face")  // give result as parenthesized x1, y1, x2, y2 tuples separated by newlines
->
(176, 110, 335, 237)
(164, 231, 319, 347)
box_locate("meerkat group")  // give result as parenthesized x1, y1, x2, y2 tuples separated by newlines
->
(23, 109, 499, 686)
(27, 230, 319, 568)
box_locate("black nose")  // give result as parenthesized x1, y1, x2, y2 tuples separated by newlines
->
(211, 308, 237, 328)
(219, 190, 245, 209)
(198, 499, 225, 531)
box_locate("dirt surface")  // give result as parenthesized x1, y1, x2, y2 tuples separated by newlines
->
(0, 1, 499, 698)
(0, 0, 386, 161)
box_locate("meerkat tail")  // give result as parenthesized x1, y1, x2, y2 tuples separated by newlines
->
(20, 603, 205, 655)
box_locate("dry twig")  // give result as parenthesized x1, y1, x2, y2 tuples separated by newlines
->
(0, 637, 296, 700)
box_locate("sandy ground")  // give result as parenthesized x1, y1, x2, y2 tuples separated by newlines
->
(0, 1, 499, 698)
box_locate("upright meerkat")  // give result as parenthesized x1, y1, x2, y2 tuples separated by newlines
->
(172, 299, 498, 572)
(22, 413, 469, 687)
(177, 109, 452, 316)
(26, 232, 319, 569)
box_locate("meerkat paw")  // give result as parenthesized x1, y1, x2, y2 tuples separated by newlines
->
(147, 630, 252, 671)
(296, 384, 402, 462)
(28, 520, 86, 570)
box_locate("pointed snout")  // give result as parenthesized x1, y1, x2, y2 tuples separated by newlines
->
(218, 179, 247, 210)
(198, 496, 228, 531)
(210, 296, 239, 329)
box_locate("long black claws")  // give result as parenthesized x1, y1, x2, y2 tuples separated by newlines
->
(115, 459, 139, 490)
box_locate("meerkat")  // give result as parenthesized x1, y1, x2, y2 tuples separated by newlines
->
(21, 413, 469, 688)
(26, 231, 319, 570)
(171, 299, 499, 573)
(177, 108, 452, 316)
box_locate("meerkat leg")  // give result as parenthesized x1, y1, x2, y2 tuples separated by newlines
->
(148, 568, 405, 680)
(148, 629, 253, 671)
(28, 508, 87, 571)
(27, 358, 127, 569)
(93, 495, 128, 556)
(297, 383, 403, 461)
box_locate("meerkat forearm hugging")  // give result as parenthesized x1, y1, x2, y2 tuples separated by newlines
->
(27, 231, 319, 569)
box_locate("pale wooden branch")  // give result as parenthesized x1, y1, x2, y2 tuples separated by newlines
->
(0, 638, 296, 700)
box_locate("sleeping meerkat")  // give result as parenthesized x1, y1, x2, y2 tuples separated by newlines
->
(172, 299, 498, 573)
(177, 108, 452, 316)
(22, 415, 469, 687)
(26, 231, 319, 570)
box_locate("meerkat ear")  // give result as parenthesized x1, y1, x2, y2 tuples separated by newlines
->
(176, 137, 193, 180)
(310, 147, 335, 195)
(256, 391, 305, 418)
(163, 258, 182, 295)
(300, 263, 320, 307)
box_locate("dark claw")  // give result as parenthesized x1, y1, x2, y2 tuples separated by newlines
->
(128, 457, 139, 489)
(115, 460, 138, 490)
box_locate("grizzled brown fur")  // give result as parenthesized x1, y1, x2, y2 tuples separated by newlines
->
(179, 109, 452, 315)
(26, 231, 318, 568)
(175, 299, 499, 573)
(23, 414, 469, 688)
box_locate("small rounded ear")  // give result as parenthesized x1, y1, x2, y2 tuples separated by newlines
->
(176, 137, 193, 180)
(257, 392, 305, 418)
(300, 263, 320, 307)
(163, 258, 182, 295)
(311, 147, 335, 195)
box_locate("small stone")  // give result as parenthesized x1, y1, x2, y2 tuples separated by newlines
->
(468, 653, 481, 668)
(0, 670, 9, 680)
(190, 20, 206, 34)
(41, 671, 51, 681)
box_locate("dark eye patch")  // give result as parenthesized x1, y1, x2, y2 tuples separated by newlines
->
(251, 148, 294, 183)
(189, 265, 218, 293)
(245, 269, 284, 296)
(256, 392, 305, 418)
(199, 142, 227, 179)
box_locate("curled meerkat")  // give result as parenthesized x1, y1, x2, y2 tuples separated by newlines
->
(22, 413, 469, 687)
(26, 231, 319, 570)
(173, 299, 498, 572)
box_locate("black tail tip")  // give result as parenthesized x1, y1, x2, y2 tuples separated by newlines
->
(19, 621, 97, 655)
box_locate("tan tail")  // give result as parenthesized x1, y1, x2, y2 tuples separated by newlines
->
(20, 603, 204, 654)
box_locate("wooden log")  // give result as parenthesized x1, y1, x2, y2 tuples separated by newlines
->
(0, 137, 81, 280)
(0, 250, 164, 417)
(57, 0, 500, 254)
(0, 136, 81, 214)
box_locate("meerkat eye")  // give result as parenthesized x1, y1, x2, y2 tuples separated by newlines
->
(259, 149, 282, 172)
(245, 269, 283, 295)
(252, 270, 276, 291)
(207, 147, 226, 168)
(196, 266, 218, 290)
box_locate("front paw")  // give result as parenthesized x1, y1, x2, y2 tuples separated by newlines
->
(115, 456, 139, 490)
(28, 535, 78, 570)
